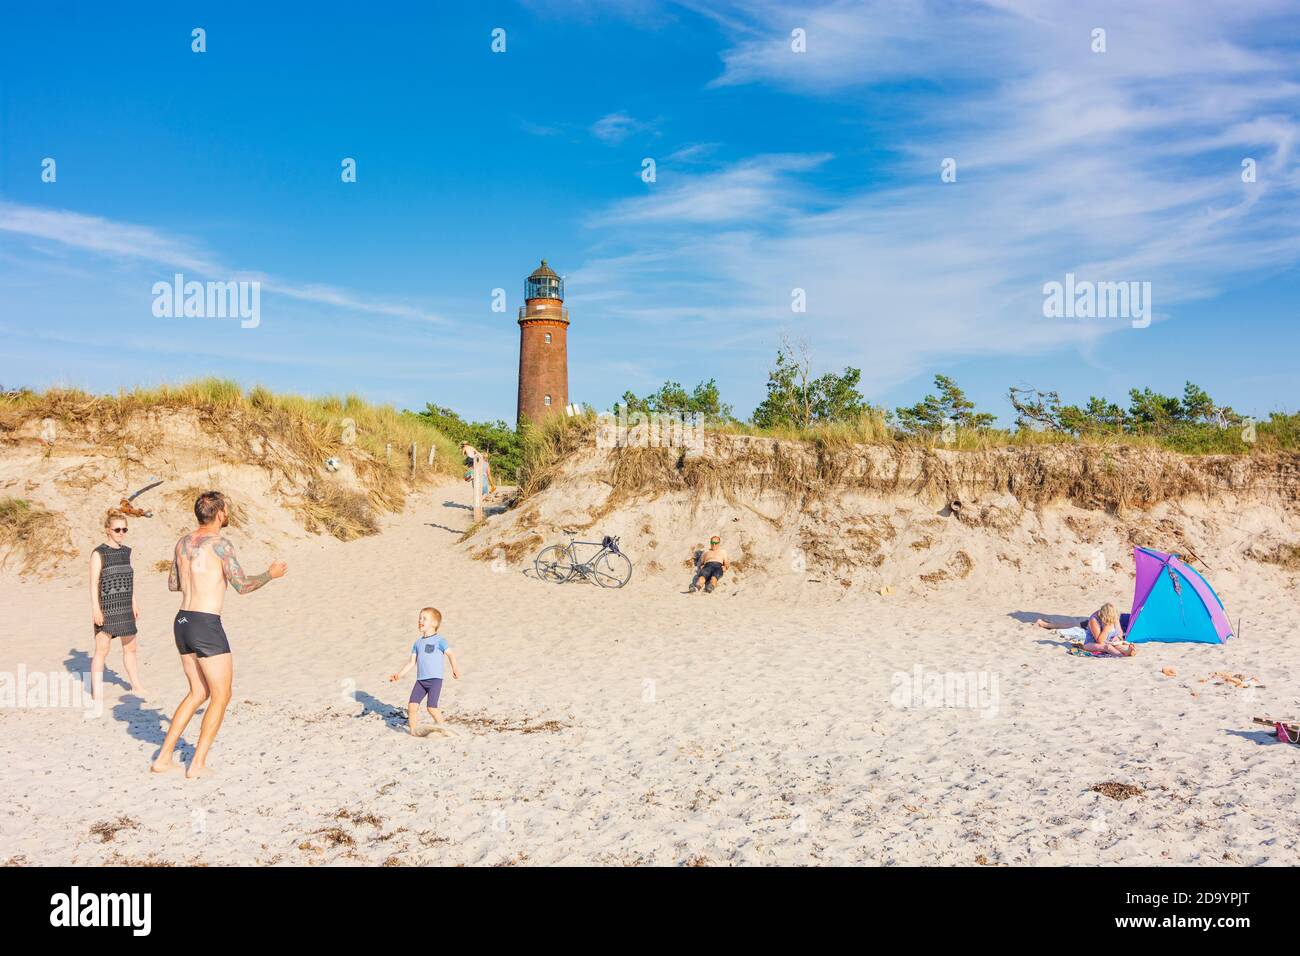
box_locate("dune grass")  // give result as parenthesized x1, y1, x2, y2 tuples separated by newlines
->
(714, 411, 894, 449)
(515, 410, 597, 500)
(2, 378, 459, 470)
(516, 403, 1300, 517)
(297, 478, 381, 541)
(1248, 542, 1300, 572)
(576, 404, 1297, 457)
(0, 378, 460, 476)
(714, 411, 1299, 455)
(0, 380, 462, 540)
(0, 497, 76, 574)
(169, 485, 247, 529)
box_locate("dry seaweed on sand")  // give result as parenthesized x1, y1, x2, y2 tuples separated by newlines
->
(89, 816, 141, 843)
(447, 713, 569, 734)
(471, 534, 543, 563)
(1091, 782, 1144, 801)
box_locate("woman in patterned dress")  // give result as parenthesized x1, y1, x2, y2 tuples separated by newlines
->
(89, 508, 145, 698)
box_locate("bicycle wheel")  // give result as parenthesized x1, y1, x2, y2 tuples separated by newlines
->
(590, 550, 633, 589)
(535, 545, 574, 583)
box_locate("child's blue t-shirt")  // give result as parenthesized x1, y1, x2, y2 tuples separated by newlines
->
(412, 635, 450, 680)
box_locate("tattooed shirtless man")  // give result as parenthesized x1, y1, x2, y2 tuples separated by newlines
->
(150, 491, 287, 779)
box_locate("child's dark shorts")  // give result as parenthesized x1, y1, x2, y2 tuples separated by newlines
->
(409, 678, 443, 707)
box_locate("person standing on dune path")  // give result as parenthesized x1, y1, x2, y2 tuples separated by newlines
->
(461, 443, 496, 496)
(150, 491, 286, 779)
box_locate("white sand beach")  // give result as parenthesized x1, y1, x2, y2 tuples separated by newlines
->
(6, 0, 1300, 881)
(2, 470, 1298, 867)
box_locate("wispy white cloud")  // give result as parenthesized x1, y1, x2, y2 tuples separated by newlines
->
(0, 320, 419, 375)
(702, 0, 1298, 91)
(519, 119, 562, 137)
(0, 203, 222, 274)
(664, 143, 720, 165)
(588, 153, 831, 225)
(702, 0, 1019, 90)
(575, 0, 1300, 394)
(591, 111, 657, 145)
(0, 201, 444, 324)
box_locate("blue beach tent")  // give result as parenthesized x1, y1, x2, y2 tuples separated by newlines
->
(1125, 547, 1234, 644)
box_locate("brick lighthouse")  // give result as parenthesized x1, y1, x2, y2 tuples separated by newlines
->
(516, 260, 569, 425)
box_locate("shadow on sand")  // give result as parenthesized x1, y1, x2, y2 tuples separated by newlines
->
(109, 693, 194, 764)
(1007, 613, 1088, 648)
(429, 496, 510, 535)
(63, 648, 129, 691)
(352, 690, 409, 734)
(440, 499, 510, 517)
(1033, 637, 1078, 649)
(1007, 610, 1084, 627)
(1223, 728, 1285, 747)
(426, 522, 466, 535)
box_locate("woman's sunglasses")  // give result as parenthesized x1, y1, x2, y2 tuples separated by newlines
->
(110, 527, 129, 534)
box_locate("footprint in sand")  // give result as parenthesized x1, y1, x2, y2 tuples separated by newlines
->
(415, 725, 459, 739)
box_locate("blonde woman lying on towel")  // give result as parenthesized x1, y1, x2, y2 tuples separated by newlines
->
(1035, 602, 1136, 656)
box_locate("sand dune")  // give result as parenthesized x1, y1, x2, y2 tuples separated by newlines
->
(2, 463, 1298, 865)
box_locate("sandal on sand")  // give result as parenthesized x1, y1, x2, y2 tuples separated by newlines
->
(704, 583, 715, 593)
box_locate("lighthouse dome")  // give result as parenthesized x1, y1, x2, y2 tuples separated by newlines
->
(526, 260, 564, 300)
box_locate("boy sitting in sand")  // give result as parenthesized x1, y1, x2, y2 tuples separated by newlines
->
(389, 607, 461, 735)
(1035, 602, 1136, 657)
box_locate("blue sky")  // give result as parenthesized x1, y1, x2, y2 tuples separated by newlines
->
(2, 0, 1298, 424)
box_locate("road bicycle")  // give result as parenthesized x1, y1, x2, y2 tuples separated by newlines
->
(534, 532, 633, 588)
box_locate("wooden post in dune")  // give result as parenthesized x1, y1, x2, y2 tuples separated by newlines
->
(427, 446, 436, 466)
(410, 442, 417, 478)
(473, 454, 484, 523)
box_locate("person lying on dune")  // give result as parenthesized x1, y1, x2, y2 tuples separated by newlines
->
(692, 536, 729, 594)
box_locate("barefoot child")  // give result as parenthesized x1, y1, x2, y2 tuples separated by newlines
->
(389, 607, 461, 735)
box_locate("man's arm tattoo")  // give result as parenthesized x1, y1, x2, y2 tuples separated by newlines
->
(213, 537, 271, 594)
(170, 534, 198, 591)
